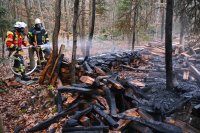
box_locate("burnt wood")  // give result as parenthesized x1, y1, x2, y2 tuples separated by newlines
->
(63, 106, 93, 127)
(93, 105, 119, 128)
(124, 79, 147, 98)
(83, 61, 93, 74)
(129, 122, 153, 133)
(107, 78, 124, 90)
(117, 114, 182, 133)
(27, 101, 80, 132)
(58, 86, 92, 93)
(62, 126, 109, 132)
(56, 92, 63, 113)
(103, 86, 117, 116)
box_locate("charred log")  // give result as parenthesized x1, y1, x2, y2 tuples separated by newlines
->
(27, 101, 80, 132)
(93, 105, 119, 128)
(56, 92, 63, 113)
(62, 126, 109, 132)
(58, 86, 92, 93)
(115, 90, 126, 112)
(107, 78, 124, 90)
(83, 61, 93, 74)
(123, 79, 147, 98)
(14, 126, 24, 133)
(117, 114, 182, 133)
(102, 86, 117, 116)
(63, 106, 93, 127)
(129, 122, 153, 133)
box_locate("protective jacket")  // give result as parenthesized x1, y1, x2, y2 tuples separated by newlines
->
(5, 30, 29, 75)
(6, 30, 29, 48)
(27, 27, 49, 45)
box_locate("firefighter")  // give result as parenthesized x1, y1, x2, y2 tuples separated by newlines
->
(27, 18, 51, 68)
(6, 21, 31, 81)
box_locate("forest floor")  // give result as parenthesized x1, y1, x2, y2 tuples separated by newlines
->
(0, 38, 199, 132)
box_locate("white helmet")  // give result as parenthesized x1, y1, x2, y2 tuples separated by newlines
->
(20, 22, 27, 28)
(14, 21, 21, 28)
(35, 18, 42, 24)
(14, 21, 27, 28)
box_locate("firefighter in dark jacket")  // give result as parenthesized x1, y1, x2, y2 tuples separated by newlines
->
(27, 18, 51, 68)
(6, 21, 30, 81)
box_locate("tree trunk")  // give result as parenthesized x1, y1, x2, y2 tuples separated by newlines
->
(64, 0, 70, 46)
(24, 0, 32, 29)
(179, 13, 185, 46)
(2, 32, 5, 58)
(71, 0, 80, 84)
(12, 0, 17, 19)
(132, 0, 138, 50)
(64, 0, 69, 32)
(16, 4, 20, 20)
(37, 0, 42, 17)
(52, 0, 61, 61)
(161, 0, 165, 42)
(86, 0, 96, 56)
(80, 0, 86, 56)
(0, 115, 4, 133)
(165, 0, 174, 90)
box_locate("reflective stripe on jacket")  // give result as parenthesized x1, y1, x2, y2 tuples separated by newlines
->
(6, 31, 29, 48)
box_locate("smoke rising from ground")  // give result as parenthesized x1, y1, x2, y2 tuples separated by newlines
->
(56, 37, 133, 59)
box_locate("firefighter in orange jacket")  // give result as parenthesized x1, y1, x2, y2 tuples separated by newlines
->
(6, 22, 31, 81)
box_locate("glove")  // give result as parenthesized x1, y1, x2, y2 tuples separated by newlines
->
(7, 44, 18, 51)
(9, 44, 18, 49)
(9, 44, 15, 48)
(16, 47, 22, 51)
(33, 42, 37, 47)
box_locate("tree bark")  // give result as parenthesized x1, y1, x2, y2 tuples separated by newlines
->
(0, 115, 4, 133)
(132, 0, 138, 50)
(71, 0, 80, 84)
(64, 0, 70, 46)
(161, 0, 165, 42)
(24, 0, 32, 29)
(80, 0, 86, 56)
(86, 0, 96, 56)
(64, 0, 69, 32)
(179, 13, 185, 46)
(165, 0, 174, 90)
(2, 32, 5, 58)
(52, 0, 62, 61)
(12, 0, 17, 19)
(37, 0, 42, 17)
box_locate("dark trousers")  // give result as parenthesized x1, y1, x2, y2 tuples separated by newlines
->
(13, 51, 25, 74)
(29, 46, 51, 68)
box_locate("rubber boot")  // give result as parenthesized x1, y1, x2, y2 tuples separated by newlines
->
(21, 73, 31, 81)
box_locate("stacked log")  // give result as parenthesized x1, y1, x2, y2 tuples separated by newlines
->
(33, 46, 200, 132)
(25, 73, 200, 133)
(59, 50, 144, 84)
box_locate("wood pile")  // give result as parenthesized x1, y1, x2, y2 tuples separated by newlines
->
(39, 47, 146, 85)
(23, 45, 200, 133)
(24, 72, 200, 132)
(39, 45, 66, 85)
